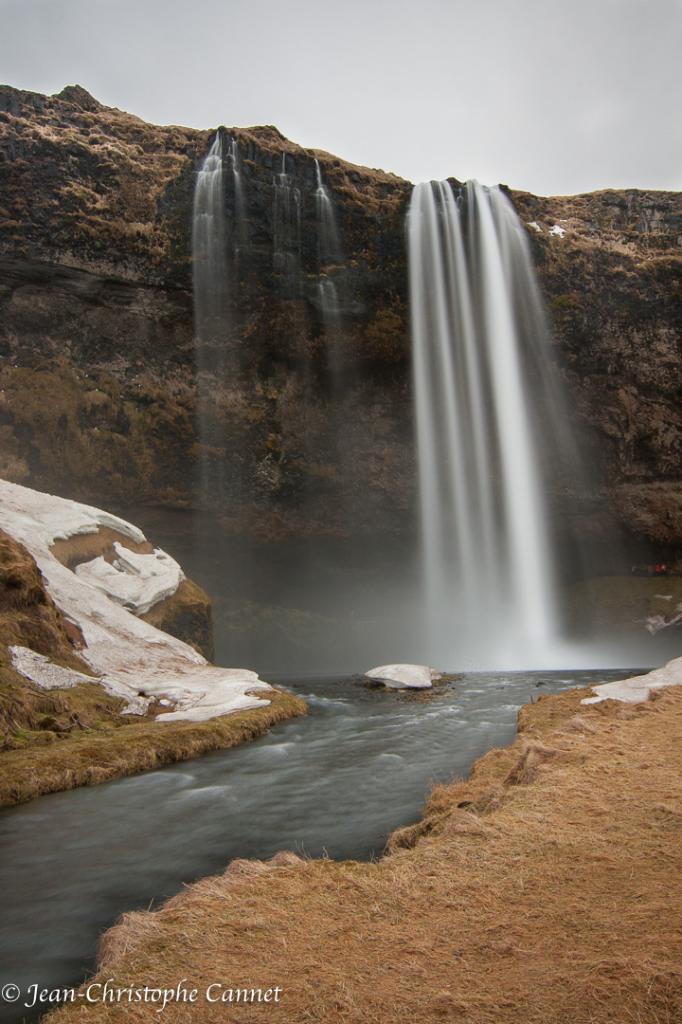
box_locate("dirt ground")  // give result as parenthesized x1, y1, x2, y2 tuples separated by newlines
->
(47, 681, 682, 1024)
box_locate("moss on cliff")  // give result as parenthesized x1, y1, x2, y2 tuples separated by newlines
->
(141, 578, 214, 660)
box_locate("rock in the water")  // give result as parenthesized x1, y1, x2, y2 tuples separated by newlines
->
(365, 664, 441, 690)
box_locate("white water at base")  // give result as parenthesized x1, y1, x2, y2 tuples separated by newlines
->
(409, 180, 558, 667)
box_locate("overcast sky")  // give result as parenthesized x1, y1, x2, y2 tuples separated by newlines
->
(1, 0, 680, 195)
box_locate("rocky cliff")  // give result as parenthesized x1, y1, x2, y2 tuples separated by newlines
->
(0, 83, 680, 565)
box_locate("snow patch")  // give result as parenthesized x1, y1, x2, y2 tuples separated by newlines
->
(581, 655, 682, 705)
(9, 646, 94, 691)
(17, 491, 146, 547)
(527, 221, 542, 233)
(75, 543, 185, 615)
(549, 224, 566, 238)
(0, 480, 272, 722)
(365, 663, 441, 690)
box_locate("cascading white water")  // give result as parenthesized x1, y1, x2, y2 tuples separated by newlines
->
(192, 133, 226, 344)
(314, 158, 342, 263)
(273, 153, 301, 285)
(192, 133, 228, 502)
(315, 159, 342, 315)
(408, 179, 558, 666)
(227, 137, 246, 261)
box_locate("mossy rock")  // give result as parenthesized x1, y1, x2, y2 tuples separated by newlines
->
(141, 578, 214, 660)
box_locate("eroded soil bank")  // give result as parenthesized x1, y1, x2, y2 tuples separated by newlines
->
(46, 675, 682, 1024)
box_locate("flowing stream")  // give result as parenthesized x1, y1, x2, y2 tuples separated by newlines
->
(0, 668, 637, 1023)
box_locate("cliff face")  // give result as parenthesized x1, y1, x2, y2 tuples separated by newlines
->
(514, 188, 682, 554)
(0, 83, 680, 560)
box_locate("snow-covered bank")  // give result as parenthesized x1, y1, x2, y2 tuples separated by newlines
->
(0, 480, 272, 722)
(582, 655, 682, 704)
(75, 543, 185, 615)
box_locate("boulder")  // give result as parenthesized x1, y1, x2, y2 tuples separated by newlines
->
(365, 663, 441, 690)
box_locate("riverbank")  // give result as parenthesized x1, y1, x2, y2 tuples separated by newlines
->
(47, 666, 682, 1024)
(0, 480, 307, 807)
(0, 686, 306, 807)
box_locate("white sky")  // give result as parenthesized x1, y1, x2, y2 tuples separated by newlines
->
(1, 0, 681, 195)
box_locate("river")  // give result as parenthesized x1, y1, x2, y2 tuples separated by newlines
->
(0, 668, 637, 1023)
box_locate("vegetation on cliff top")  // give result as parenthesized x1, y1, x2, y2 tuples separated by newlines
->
(0, 83, 409, 283)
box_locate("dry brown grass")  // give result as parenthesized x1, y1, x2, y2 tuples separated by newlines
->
(49, 684, 682, 1024)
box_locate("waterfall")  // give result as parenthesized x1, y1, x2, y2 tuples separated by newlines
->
(314, 158, 342, 322)
(192, 132, 249, 507)
(314, 158, 342, 263)
(192, 133, 228, 504)
(408, 179, 559, 666)
(273, 153, 301, 288)
(192, 133, 227, 345)
(227, 137, 246, 261)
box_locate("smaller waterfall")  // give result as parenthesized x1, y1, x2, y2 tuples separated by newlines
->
(311, 157, 358, 528)
(273, 153, 301, 287)
(409, 179, 559, 666)
(227, 137, 246, 261)
(192, 132, 251, 509)
(314, 158, 342, 263)
(313, 158, 344, 339)
(192, 133, 227, 344)
(192, 133, 229, 505)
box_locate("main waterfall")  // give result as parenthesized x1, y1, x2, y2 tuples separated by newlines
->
(408, 180, 559, 666)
